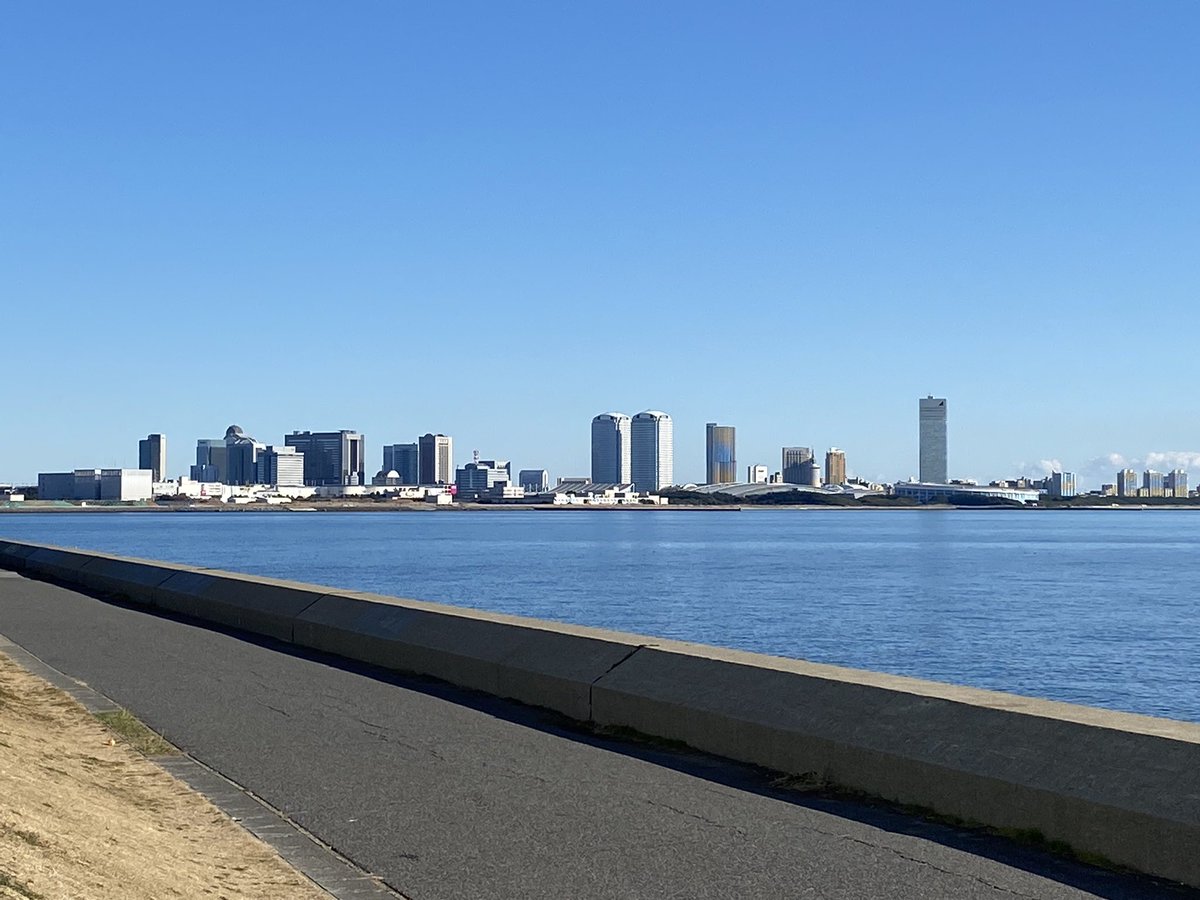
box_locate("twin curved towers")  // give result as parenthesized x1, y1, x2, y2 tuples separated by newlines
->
(591, 411, 673, 491)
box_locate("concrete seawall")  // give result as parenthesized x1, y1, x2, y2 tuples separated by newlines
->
(2, 538, 1198, 887)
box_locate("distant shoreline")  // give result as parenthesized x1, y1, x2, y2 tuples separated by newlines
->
(2, 502, 1199, 514)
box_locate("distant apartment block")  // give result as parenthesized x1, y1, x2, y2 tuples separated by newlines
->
(592, 414, 632, 484)
(801, 457, 822, 487)
(1142, 470, 1165, 498)
(286, 430, 366, 486)
(631, 410, 673, 492)
(255, 446, 305, 487)
(919, 396, 948, 483)
(519, 469, 550, 493)
(782, 447, 813, 485)
(747, 464, 768, 484)
(1165, 469, 1189, 498)
(1048, 472, 1077, 499)
(418, 433, 454, 485)
(138, 433, 167, 481)
(383, 443, 420, 485)
(705, 423, 736, 484)
(1116, 468, 1139, 498)
(825, 448, 846, 486)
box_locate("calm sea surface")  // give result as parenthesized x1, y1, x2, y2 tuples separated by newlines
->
(3, 509, 1198, 722)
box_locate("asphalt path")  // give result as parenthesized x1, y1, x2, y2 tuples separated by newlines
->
(0, 572, 1194, 900)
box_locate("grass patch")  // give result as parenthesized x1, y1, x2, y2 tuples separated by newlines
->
(95, 709, 177, 757)
(0, 870, 44, 900)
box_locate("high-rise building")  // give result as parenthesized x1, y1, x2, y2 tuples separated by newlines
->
(1143, 470, 1165, 498)
(591, 414, 632, 484)
(224, 425, 264, 486)
(192, 438, 226, 483)
(284, 430, 366, 486)
(1116, 468, 1139, 497)
(801, 458, 822, 487)
(825, 448, 846, 486)
(519, 469, 550, 493)
(418, 433, 454, 485)
(138, 433, 167, 482)
(1048, 472, 1077, 499)
(383, 443, 420, 485)
(747, 464, 768, 484)
(631, 411, 673, 492)
(705, 423, 736, 484)
(919, 396, 948, 483)
(1166, 469, 1189, 499)
(255, 446, 306, 487)
(782, 447, 813, 485)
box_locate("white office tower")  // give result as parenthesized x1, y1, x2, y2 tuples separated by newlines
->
(919, 396, 948, 484)
(631, 410, 673, 492)
(591, 413, 632, 484)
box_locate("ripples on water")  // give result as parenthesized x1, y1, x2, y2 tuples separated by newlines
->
(3, 509, 1198, 722)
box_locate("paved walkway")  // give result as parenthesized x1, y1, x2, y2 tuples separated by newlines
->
(0, 572, 1193, 899)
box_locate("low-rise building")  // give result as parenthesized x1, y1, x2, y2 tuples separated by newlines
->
(518, 469, 550, 493)
(456, 460, 511, 501)
(37, 472, 76, 501)
(892, 481, 1040, 505)
(99, 469, 154, 502)
(747, 464, 768, 484)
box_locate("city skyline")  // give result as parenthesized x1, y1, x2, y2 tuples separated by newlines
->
(8, 402, 1200, 492)
(3, 6, 1199, 487)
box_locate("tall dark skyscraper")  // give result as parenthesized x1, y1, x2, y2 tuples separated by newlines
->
(285, 430, 365, 486)
(418, 433, 453, 485)
(919, 396, 947, 483)
(591, 414, 631, 484)
(383, 443, 420, 485)
(705, 423, 736, 484)
(630, 410, 673, 491)
(138, 433, 166, 481)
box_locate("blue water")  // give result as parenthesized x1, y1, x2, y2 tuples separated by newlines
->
(3, 509, 1198, 722)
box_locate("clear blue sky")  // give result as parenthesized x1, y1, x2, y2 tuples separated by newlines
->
(3, 2, 1198, 487)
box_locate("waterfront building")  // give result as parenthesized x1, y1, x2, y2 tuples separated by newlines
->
(285, 430, 366, 486)
(631, 410, 673, 492)
(781, 447, 813, 485)
(455, 459, 511, 500)
(225, 426, 265, 486)
(99, 469, 153, 502)
(36, 472, 75, 501)
(73, 469, 102, 501)
(382, 443, 420, 485)
(1142, 470, 1165, 498)
(1100, 483, 1117, 496)
(519, 469, 549, 493)
(705, 423, 736, 484)
(592, 413, 632, 484)
(825, 448, 846, 486)
(255, 446, 305, 487)
(418, 433, 454, 485)
(1166, 469, 1189, 499)
(1048, 472, 1077, 499)
(191, 438, 226, 483)
(747, 464, 768, 484)
(138, 434, 167, 482)
(894, 482, 1039, 505)
(1116, 469, 1139, 498)
(919, 396, 948, 484)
